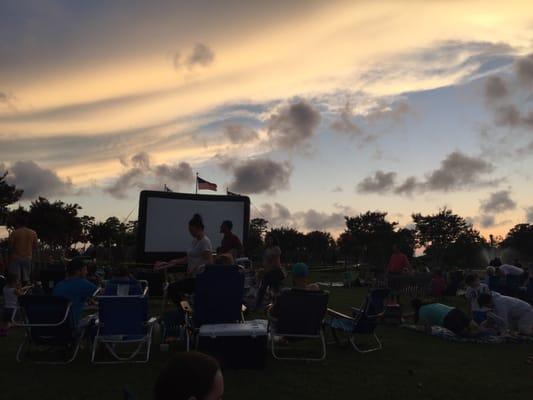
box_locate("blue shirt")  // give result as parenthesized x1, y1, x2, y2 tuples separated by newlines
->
(53, 277, 97, 324)
(419, 303, 453, 326)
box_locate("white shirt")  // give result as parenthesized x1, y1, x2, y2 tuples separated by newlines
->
(3, 286, 18, 309)
(498, 264, 524, 276)
(490, 292, 533, 329)
(187, 236, 212, 275)
(465, 283, 490, 311)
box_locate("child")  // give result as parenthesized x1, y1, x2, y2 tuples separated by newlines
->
(1, 274, 23, 336)
(464, 273, 490, 321)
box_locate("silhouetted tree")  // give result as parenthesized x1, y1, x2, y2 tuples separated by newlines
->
(304, 230, 336, 265)
(501, 224, 533, 261)
(0, 171, 23, 223)
(267, 227, 305, 263)
(246, 218, 269, 260)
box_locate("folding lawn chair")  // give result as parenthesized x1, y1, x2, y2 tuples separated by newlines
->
(326, 288, 390, 353)
(182, 265, 245, 350)
(14, 295, 84, 364)
(268, 289, 329, 361)
(91, 296, 156, 364)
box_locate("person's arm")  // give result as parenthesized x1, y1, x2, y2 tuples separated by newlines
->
(154, 256, 187, 270)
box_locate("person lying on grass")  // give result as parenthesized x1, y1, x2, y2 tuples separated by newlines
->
(411, 299, 481, 337)
(478, 292, 533, 336)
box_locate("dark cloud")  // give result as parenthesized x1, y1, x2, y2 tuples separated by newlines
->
(186, 43, 215, 68)
(297, 209, 345, 231)
(223, 124, 259, 144)
(357, 171, 397, 194)
(424, 151, 495, 191)
(484, 76, 508, 100)
(493, 105, 533, 128)
(330, 102, 362, 136)
(480, 190, 516, 214)
(131, 152, 151, 169)
(394, 176, 419, 195)
(154, 162, 194, 182)
(4, 161, 73, 199)
(104, 168, 144, 199)
(229, 158, 292, 194)
(268, 100, 321, 149)
(479, 214, 496, 228)
(515, 53, 533, 87)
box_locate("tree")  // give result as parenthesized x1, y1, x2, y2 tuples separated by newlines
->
(246, 218, 269, 260)
(0, 171, 23, 223)
(343, 211, 398, 268)
(304, 231, 336, 265)
(88, 217, 123, 247)
(412, 208, 483, 268)
(26, 197, 84, 248)
(395, 228, 416, 258)
(267, 227, 305, 263)
(501, 224, 533, 261)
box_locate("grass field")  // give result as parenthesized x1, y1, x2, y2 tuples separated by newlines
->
(1, 281, 533, 400)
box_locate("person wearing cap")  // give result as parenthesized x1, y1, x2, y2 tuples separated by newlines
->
(291, 262, 320, 291)
(53, 258, 98, 326)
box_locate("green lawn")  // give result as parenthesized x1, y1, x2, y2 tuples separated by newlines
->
(1, 284, 533, 400)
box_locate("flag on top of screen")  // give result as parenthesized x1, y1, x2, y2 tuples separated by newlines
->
(197, 176, 217, 191)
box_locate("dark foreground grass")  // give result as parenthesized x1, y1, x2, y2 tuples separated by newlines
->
(1, 285, 532, 400)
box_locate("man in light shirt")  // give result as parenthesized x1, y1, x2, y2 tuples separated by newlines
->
(8, 215, 38, 285)
(498, 264, 524, 276)
(478, 292, 533, 335)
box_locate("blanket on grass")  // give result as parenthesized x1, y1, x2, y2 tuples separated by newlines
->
(401, 324, 533, 344)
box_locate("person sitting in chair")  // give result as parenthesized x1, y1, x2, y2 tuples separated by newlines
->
(53, 258, 98, 327)
(291, 262, 320, 292)
(103, 266, 142, 296)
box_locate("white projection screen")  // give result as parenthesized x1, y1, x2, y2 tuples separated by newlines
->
(137, 191, 250, 262)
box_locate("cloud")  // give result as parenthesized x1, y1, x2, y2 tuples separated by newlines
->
(394, 176, 419, 195)
(187, 43, 215, 68)
(154, 162, 194, 182)
(424, 151, 495, 191)
(479, 214, 496, 228)
(268, 100, 321, 149)
(104, 152, 194, 198)
(223, 124, 259, 144)
(515, 53, 533, 87)
(493, 105, 533, 128)
(480, 190, 516, 214)
(229, 158, 292, 194)
(525, 206, 533, 223)
(484, 76, 508, 101)
(4, 161, 74, 199)
(366, 101, 411, 122)
(357, 170, 397, 194)
(330, 102, 362, 136)
(331, 186, 343, 192)
(296, 209, 345, 231)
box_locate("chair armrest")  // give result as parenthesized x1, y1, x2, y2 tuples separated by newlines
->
(147, 317, 158, 325)
(241, 304, 247, 313)
(327, 308, 355, 322)
(351, 307, 362, 314)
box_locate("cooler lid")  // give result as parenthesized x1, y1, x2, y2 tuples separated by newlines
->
(199, 319, 268, 338)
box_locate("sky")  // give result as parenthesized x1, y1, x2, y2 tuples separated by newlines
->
(1, 0, 532, 238)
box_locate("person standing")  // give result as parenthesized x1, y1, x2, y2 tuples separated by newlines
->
(8, 215, 38, 285)
(216, 220, 243, 257)
(255, 235, 285, 309)
(386, 244, 411, 302)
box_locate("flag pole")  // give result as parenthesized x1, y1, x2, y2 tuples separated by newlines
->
(195, 172, 198, 194)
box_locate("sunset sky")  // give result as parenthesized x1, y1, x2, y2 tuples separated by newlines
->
(1, 0, 532, 237)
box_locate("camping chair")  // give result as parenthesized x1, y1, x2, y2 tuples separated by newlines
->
(268, 289, 329, 361)
(326, 288, 390, 353)
(13, 295, 84, 364)
(182, 265, 245, 350)
(103, 279, 148, 296)
(91, 296, 156, 364)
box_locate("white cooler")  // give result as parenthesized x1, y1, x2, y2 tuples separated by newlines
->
(198, 320, 268, 369)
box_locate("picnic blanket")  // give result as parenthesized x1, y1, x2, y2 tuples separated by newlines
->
(401, 324, 533, 344)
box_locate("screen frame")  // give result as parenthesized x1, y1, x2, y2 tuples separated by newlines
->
(136, 190, 251, 263)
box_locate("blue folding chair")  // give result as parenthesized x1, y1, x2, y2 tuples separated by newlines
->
(103, 279, 148, 296)
(182, 265, 245, 350)
(91, 296, 156, 364)
(326, 288, 390, 353)
(14, 295, 83, 364)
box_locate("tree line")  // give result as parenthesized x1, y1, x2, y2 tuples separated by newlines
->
(1, 172, 532, 268)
